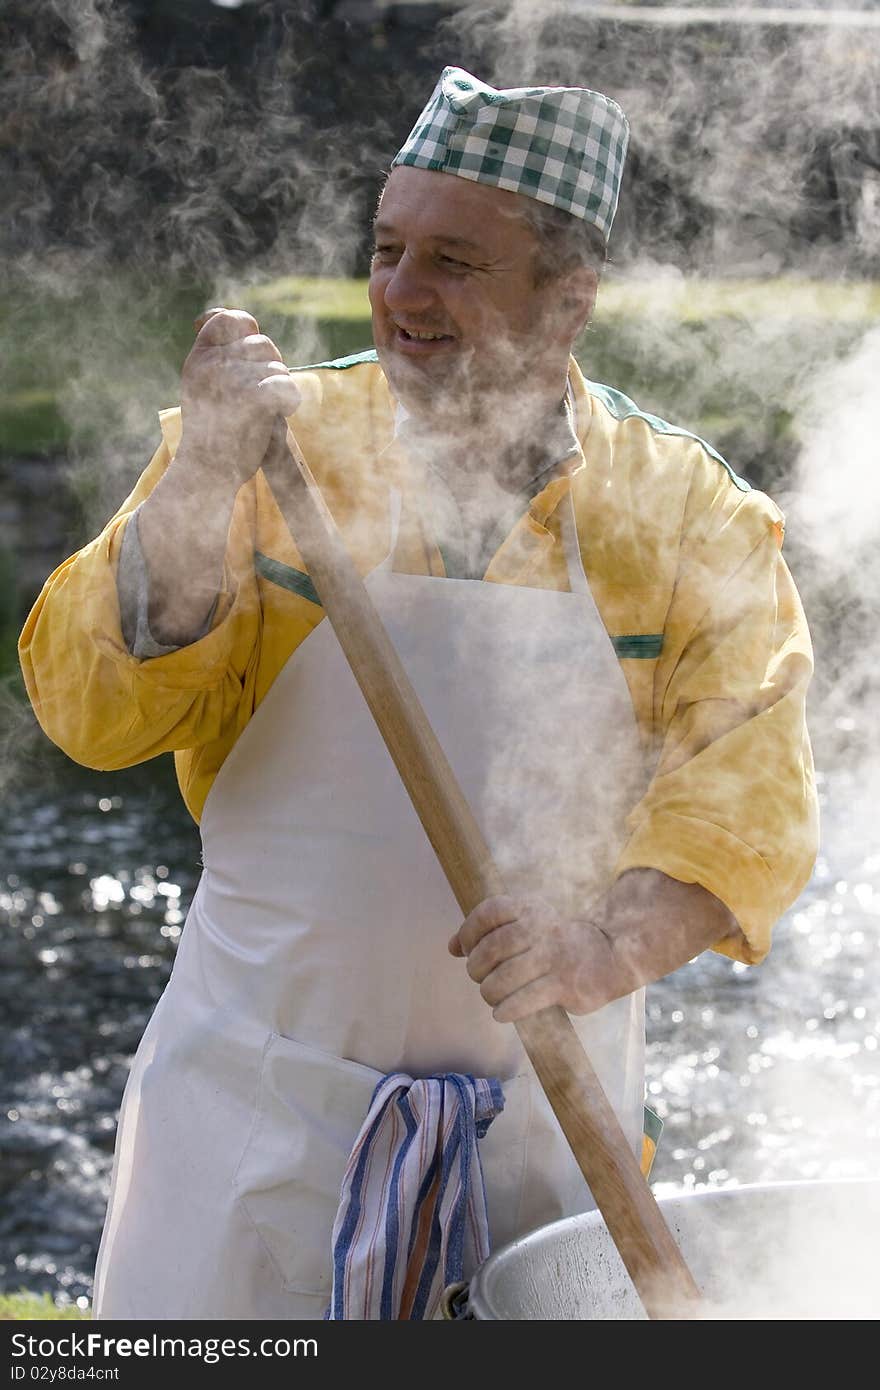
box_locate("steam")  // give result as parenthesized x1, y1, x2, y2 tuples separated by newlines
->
(787, 326, 880, 764)
(443, 0, 880, 272)
(1, 0, 374, 283)
(4, 0, 880, 1313)
(1, 0, 394, 528)
(789, 324, 880, 565)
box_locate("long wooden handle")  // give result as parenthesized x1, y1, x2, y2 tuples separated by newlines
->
(263, 427, 702, 1319)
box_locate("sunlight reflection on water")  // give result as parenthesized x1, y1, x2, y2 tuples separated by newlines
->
(0, 754, 876, 1305)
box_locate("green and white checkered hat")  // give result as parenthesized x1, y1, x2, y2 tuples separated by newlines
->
(391, 67, 630, 243)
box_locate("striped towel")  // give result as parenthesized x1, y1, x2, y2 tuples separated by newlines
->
(325, 1071, 504, 1321)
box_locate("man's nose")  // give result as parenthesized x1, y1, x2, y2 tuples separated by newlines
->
(382, 252, 436, 315)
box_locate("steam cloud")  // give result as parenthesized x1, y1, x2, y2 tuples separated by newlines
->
(3, 0, 879, 1314)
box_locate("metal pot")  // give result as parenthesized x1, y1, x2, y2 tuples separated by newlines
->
(447, 1179, 880, 1319)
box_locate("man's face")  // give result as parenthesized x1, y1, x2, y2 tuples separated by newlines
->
(369, 166, 590, 427)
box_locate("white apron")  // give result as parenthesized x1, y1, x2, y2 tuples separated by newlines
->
(93, 491, 647, 1320)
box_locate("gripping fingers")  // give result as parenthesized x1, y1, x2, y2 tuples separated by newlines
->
(490, 975, 561, 1025)
(257, 373, 301, 416)
(464, 919, 531, 983)
(477, 950, 541, 1008)
(225, 332, 286, 363)
(189, 357, 295, 403)
(194, 307, 260, 344)
(448, 894, 521, 958)
(191, 314, 297, 414)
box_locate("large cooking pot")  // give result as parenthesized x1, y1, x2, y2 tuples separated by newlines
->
(448, 1179, 880, 1319)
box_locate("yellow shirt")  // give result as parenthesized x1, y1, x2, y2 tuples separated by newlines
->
(18, 352, 818, 964)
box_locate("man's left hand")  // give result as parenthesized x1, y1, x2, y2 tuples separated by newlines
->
(448, 894, 621, 1024)
(448, 870, 741, 1025)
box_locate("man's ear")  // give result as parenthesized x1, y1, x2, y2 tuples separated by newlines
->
(560, 266, 599, 339)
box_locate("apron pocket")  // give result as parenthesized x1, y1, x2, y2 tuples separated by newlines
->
(233, 1032, 382, 1296)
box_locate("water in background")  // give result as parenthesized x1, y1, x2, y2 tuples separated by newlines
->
(0, 744, 876, 1307)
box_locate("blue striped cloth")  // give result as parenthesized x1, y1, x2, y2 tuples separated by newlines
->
(325, 1071, 504, 1320)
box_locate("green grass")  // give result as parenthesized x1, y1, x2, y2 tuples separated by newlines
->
(599, 273, 880, 323)
(243, 271, 880, 325)
(0, 1291, 90, 1320)
(0, 271, 210, 456)
(245, 273, 371, 321)
(2, 270, 877, 494)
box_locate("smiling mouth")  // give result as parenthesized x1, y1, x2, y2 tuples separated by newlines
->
(394, 325, 456, 345)
(399, 328, 451, 341)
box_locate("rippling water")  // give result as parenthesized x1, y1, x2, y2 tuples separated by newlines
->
(1, 745, 877, 1308)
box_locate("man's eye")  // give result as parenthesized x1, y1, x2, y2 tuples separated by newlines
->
(371, 245, 399, 261)
(438, 254, 472, 271)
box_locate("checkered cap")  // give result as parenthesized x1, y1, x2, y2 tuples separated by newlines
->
(391, 67, 630, 243)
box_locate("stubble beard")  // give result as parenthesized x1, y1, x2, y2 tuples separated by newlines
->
(383, 340, 545, 449)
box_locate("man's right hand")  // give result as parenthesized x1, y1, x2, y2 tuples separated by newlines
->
(130, 307, 301, 650)
(180, 307, 302, 490)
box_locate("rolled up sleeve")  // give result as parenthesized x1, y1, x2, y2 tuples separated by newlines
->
(614, 485, 819, 964)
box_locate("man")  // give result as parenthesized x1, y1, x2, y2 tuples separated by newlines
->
(20, 69, 818, 1320)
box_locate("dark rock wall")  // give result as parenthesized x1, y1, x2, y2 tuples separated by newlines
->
(4, 1, 878, 278)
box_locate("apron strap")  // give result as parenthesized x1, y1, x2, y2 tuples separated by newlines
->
(560, 487, 591, 596)
(389, 486, 403, 550)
